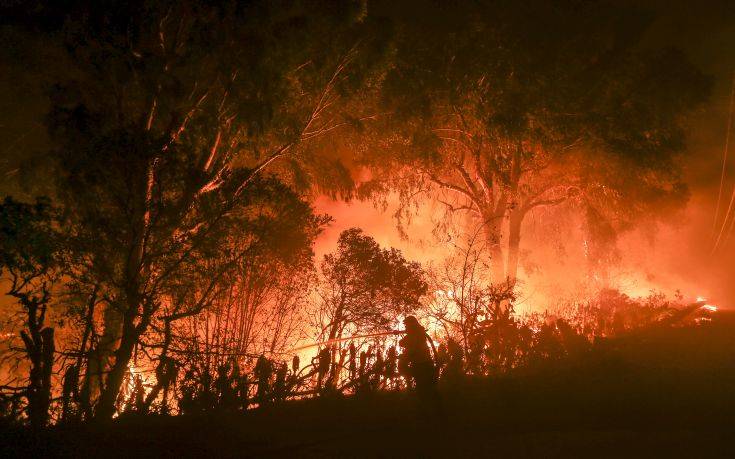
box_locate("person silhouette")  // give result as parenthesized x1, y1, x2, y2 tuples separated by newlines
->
(254, 355, 273, 406)
(399, 316, 437, 397)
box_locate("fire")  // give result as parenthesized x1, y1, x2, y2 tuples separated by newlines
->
(434, 289, 455, 299)
(695, 295, 717, 312)
(125, 365, 152, 400)
(692, 301, 718, 325)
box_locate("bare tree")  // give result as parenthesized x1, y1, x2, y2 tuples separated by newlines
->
(426, 225, 517, 371)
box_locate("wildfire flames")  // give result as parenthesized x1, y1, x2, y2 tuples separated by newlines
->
(3, 1, 735, 446)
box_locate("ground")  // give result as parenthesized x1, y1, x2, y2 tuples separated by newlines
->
(3, 369, 735, 458)
(3, 320, 735, 458)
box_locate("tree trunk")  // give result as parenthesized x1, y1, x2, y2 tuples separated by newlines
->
(21, 326, 54, 428)
(85, 303, 122, 409)
(483, 218, 507, 284)
(142, 322, 175, 413)
(327, 323, 342, 386)
(94, 306, 139, 420)
(505, 210, 523, 285)
(39, 328, 54, 424)
(94, 163, 152, 420)
(94, 330, 137, 419)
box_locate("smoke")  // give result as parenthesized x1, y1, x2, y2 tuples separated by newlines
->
(313, 194, 446, 263)
(311, 0, 735, 311)
(312, 185, 732, 314)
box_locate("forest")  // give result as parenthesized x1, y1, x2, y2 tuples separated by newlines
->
(1, 0, 734, 457)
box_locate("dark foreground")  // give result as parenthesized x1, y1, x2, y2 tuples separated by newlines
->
(4, 322, 735, 458)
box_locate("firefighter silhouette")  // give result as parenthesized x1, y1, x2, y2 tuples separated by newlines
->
(315, 347, 331, 392)
(398, 316, 437, 393)
(254, 355, 273, 405)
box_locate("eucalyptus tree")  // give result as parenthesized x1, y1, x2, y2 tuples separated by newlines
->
(165, 178, 328, 389)
(135, 176, 328, 414)
(362, 0, 710, 285)
(4, 0, 387, 420)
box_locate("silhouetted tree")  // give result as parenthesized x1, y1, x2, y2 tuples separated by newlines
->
(316, 228, 427, 386)
(362, 0, 710, 285)
(0, 197, 65, 428)
(2, 0, 387, 420)
(171, 181, 328, 388)
(428, 226, 515, 359)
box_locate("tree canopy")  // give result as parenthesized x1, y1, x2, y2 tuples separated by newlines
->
(319, 228, 427, 339)
(360, 0, 710, 283)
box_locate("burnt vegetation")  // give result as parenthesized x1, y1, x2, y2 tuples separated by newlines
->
(0, 0, 732, 457)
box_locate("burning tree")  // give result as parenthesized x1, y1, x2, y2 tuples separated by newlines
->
(361, 0, 709, 286)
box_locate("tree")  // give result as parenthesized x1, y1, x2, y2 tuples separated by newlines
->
(3, 0, 387, 420)
(0, 197, 65, 428)
(162, 178, 328, 413)
(316, 228, 427, 385)
(361, 0, 710, 286)
(427, 225, 515, 359)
